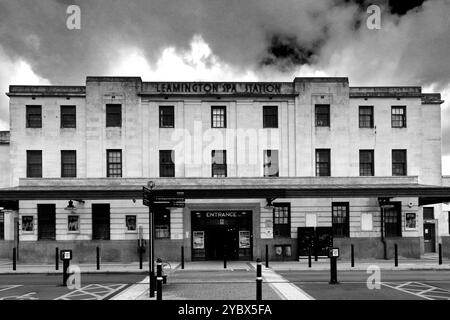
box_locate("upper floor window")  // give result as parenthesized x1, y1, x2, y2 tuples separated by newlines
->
(106, 149, 122, 177)
(391, 106, 406, 128)
(315, 104, 330, 127)
(263, 150, 279, 177)
(159, 150, 175, 177)
(61, 150, 77, 178)
(392, 149, 407, 176)
(60, 105, 76, 128)
(27, 150, 42, 178)
(316, 149, 330, 176)
(332, 202, 350, 237)
(26, 105, 42, 128)
(359, 150, 374, 176)
(211, 150, 227, 177)
(273, 203, 291, 237)
(106, 104, 122, 127)
(263, 106, 278, 128)
(159, 106, 174, 128)
(211, 106, 226, 128)
(359, 106, 374, 128)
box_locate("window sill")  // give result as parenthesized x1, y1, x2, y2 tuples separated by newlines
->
(126, 230, 138, 234)
(68, 231, 80, 234)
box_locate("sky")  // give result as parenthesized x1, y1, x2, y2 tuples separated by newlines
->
(0, 0, 449, 171)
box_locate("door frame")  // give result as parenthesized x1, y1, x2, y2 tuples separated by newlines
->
(423, 220, 437, 253)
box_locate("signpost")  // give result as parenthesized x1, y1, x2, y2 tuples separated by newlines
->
(143, 184, 185, 298)
(328, 247, 339, 285)
(60, 250, 73, 286)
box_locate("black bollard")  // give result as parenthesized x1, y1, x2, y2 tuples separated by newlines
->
(181, 246, 185, 270)
(308, 247, 312, 268)
(329, 256, 338, 284)
(439, 243, 442, 265)
(13, 247, 16, 271)
(62, 259, 70, 286)
(156, 258, 163, 300)
(224, 245, 227, 269)
(55, 247, 59, 271)
(96, 247, 100, 270)
(351, 244, 355, 268)
(139, 246, 143, 270)
(256, 258, 262, 301)
(394, 244, 398, 267)
(265, 245, 269, 268)
(315, 248, 318, 262)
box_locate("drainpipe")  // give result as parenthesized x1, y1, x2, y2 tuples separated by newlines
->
(381, 206, 387, 260)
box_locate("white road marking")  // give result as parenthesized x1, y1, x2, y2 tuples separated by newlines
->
(382, 281, 450, 300)
(0, 285, 22, 292)
(55, 283, 127, 300)
(262, 267, 314, 300)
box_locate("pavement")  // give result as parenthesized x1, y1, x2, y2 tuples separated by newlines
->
(0, 261, 178, 274)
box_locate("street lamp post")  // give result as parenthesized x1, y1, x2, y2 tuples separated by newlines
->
(148, 181, 156, 298)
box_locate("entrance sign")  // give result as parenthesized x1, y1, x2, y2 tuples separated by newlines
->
(193, 231, 205, 249)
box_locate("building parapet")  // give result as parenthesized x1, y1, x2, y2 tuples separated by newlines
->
(421, 93, 444, 104)
(18, 176, 419, 188)
(349, 86, 422, 98)
(7, 85, 86, 97)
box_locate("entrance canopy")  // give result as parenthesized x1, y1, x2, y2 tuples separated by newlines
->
(0, 177, 450, 205)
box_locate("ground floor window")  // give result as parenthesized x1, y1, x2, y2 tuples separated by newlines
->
(0, 212, 4, 240)
(22, 216, 34, 231)
(155, 208, 170, 239)
(92, 204, 110, 240)
(332, 202, 350, 237)
(384, 202, 402, 237)
(273, 203, 291, 237)
(38, 204, 56, 240)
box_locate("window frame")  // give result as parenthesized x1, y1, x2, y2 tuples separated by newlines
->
(315, 149, 331, 176)
(359, 106, 374, 128)
(26, 105, 42, 128)
(392, 149, 407, 176)
(263, 106, 278, 128)
(105, 104, 122, 127)
(125, 215, 137, 232)
(211, 106, 227, 128)
(159, 150, 175, 177)
(211, 150, 227, 177)
(60, 105, 76, 128)
(359, 149, 374, 176)
(67, 215, 80, 232)
(384, 202, 402, 237)
(61, 150, 77, 178)
(106, 149, 122, 178)
(159, 105, 175, 128)
(273, 203, 291, 238)
(332, 202, 350, 238)
(391, 106, 407, 128)
(315, 104, 330, 127)
(26, 150, 42, 178)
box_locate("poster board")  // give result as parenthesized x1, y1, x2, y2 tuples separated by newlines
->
(193, 231, 205, 249)
(239, 231, 251, 249)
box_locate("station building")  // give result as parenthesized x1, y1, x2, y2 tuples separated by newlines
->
(0, 76, 450, 263)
